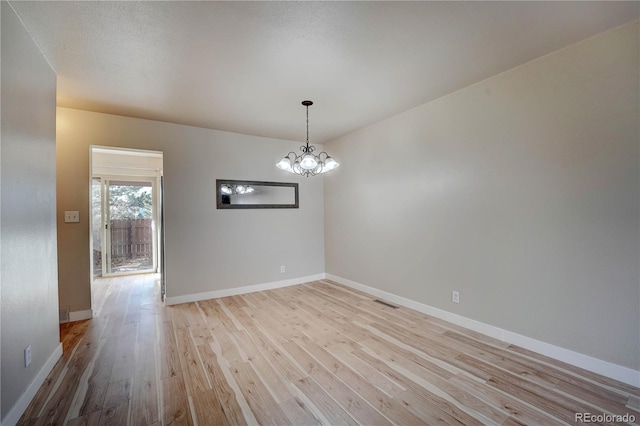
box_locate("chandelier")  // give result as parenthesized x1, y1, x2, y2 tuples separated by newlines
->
(276, 100, 339, 177)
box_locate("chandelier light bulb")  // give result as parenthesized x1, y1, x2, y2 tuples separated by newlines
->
(276, 157, 292, 171)
(300, 153, 318, 170)
(323, 156, 339, 171)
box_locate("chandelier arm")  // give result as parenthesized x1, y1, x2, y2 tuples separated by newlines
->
(285, 153, 295, 163)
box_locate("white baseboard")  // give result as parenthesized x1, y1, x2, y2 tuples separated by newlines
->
(2, 343, 63, 426)
(325, 274, 640, 388)
(165, 273, 326, 306)
(59, 309, 93, 323)
(69, 309, 93, 322)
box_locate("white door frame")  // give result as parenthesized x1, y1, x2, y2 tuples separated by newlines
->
(89, 145, 164, 280)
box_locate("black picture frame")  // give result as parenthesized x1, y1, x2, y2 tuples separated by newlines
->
(216, 179, 299, 209)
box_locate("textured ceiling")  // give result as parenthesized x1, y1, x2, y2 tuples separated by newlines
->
(10, 1, 639, 143)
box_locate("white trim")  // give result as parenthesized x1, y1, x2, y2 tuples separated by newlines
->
(165, 274, 326, 306)
(2, 343, 63, 426)
(91, 146, 163, 158)
(69, 309, 93, 322)
(60, 309, 93, 323)
(325, 274, 640, 388)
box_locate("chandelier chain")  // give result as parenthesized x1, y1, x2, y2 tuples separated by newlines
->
(306, 103, 310, 147)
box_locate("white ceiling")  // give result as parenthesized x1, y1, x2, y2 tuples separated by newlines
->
(10, 1, 639, 144)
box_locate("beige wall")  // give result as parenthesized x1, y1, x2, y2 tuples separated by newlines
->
(1, 2, 60, 421)
(56, 108, 325, 312)
(324, 22, 639, 370)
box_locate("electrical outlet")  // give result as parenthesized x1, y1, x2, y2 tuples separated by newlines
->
(280, 265, 286, 273)
(24, 345, 32, 367)
(452, 291, 460, 304)
(64, 211, 80, 223)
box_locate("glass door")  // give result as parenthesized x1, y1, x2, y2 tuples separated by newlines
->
(103, 179, 157, 275)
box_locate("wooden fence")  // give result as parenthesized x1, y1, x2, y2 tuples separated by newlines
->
(110, 219, 153, 266)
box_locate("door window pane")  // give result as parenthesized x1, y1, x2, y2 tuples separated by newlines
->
(108, 181, 154, 274)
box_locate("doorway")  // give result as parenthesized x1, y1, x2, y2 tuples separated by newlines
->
(90, 147, 164, 279)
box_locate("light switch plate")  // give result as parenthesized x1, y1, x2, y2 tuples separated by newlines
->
(64, 211, 80, 223)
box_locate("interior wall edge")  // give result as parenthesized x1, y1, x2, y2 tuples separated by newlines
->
(2, 0, 60, 420)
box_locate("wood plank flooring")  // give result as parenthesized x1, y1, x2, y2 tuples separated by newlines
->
(18, 274, 639, 425)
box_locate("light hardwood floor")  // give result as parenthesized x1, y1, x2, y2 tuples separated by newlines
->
(18, 274, 639, 425)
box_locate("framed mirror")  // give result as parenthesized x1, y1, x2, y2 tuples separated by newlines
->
(216, 179, 299, 209)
